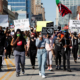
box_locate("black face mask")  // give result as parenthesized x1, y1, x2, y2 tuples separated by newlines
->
(48, 36, 51, 39)
(31, 29, 33, 32)
(31, 37, 34, 39)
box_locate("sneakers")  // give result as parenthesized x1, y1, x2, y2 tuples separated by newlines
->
(49, 67, 53, 71)
(0, 68, 2, 72)
(47, 67, 50, 70)
(59, 66, 61, 70)
(67, 69, 71, 72)
(39, 72, 41, 76)
(16, 73, 19, 77)
(56, 66, 58, 70)
(42, 75, 46, 78)
(39, 72, 46, 78)
(22, 71, 25, 74)
(32, 66, 35, 69)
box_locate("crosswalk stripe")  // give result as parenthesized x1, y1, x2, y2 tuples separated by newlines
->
(5, 58, 15, 80)
(0, 59, 11, 80)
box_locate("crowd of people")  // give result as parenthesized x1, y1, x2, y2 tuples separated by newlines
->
(0, 26, 80, 78)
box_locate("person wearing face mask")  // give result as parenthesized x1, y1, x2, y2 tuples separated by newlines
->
(27, 33, 37, 69)
(71, 32, 78, 63)
(36, 32, 50, 78)
(60, 31, 72, 72)
(53, 32, 62, 70)
(11, 29, 27, 77)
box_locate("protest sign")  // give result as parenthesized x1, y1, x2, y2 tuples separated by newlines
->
(69, 20, 80, 33)
(14, 19, 30, 31)
(42, 27, 54, 35)
(46, 22, 54, 27)
(0, 15, 9, 27)
(36, 21, 52, 32)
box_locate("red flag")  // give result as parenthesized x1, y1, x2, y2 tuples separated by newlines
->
(58, 4, 72, 17)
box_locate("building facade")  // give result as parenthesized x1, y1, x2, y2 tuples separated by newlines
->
(26, 0, 31, 22)
(57, 0, 80, 27)
(0, 0, 18, 26)
(8, 0, 27, 19)
(35, 0, 41, 5)
(31, 0, 36, 15)
(31, 0, 45, 21)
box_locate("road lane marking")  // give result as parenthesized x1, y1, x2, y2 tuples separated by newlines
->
(0, 59, 11, 80)
(5, 58, 15, 80)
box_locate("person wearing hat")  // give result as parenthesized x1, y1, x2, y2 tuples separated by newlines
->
(53, 32, 62, 70)
(27, 32, 37, 69)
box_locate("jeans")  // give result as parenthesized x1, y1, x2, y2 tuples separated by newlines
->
(13, 50, 25, 73)
(37, 49, 47, 76)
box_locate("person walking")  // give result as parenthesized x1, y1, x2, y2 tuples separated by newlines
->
(53, 32, 62, 70)
(36, 33, 50, 78)
(46, 34, 53, 71)
(27, 33, 37, 69)
(0, 26, 6, 71)
(5, 32, 12, 58)
(11, 29, 27, 77)
(60, 31, 72, 72)
(72, 32, 78, 63)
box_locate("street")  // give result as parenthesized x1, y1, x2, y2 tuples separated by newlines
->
(0, 55, 80, 80)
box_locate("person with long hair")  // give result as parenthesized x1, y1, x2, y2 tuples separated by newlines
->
(53, 32, 62, 70)
(46, 34, 53, 71)
(11, 29, 27, 77)
(36, 32, 50, 78)
(27, 33, 37, 69)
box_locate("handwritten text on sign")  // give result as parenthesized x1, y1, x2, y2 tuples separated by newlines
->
(69, 20, 80, 33)
(14, 19, 30, 31)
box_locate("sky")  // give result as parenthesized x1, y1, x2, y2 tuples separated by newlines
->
(42, 0, 56, 25)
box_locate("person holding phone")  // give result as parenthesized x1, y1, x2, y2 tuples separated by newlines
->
(36, 32, 50, 78)
(11, 29, 27, 77)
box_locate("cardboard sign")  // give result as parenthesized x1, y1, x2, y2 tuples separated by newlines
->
(42, 27, 54, 35)
(69, 20, 80, 33)
(14, 19, 30, 31)
(36, 21, 52, 32)
(46, 22, 54, 27)
(0, 15, 9, 27)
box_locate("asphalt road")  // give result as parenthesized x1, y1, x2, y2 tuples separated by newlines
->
(0, 55, 80, 80)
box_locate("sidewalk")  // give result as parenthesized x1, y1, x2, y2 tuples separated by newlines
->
(0, 56, 80, 80)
